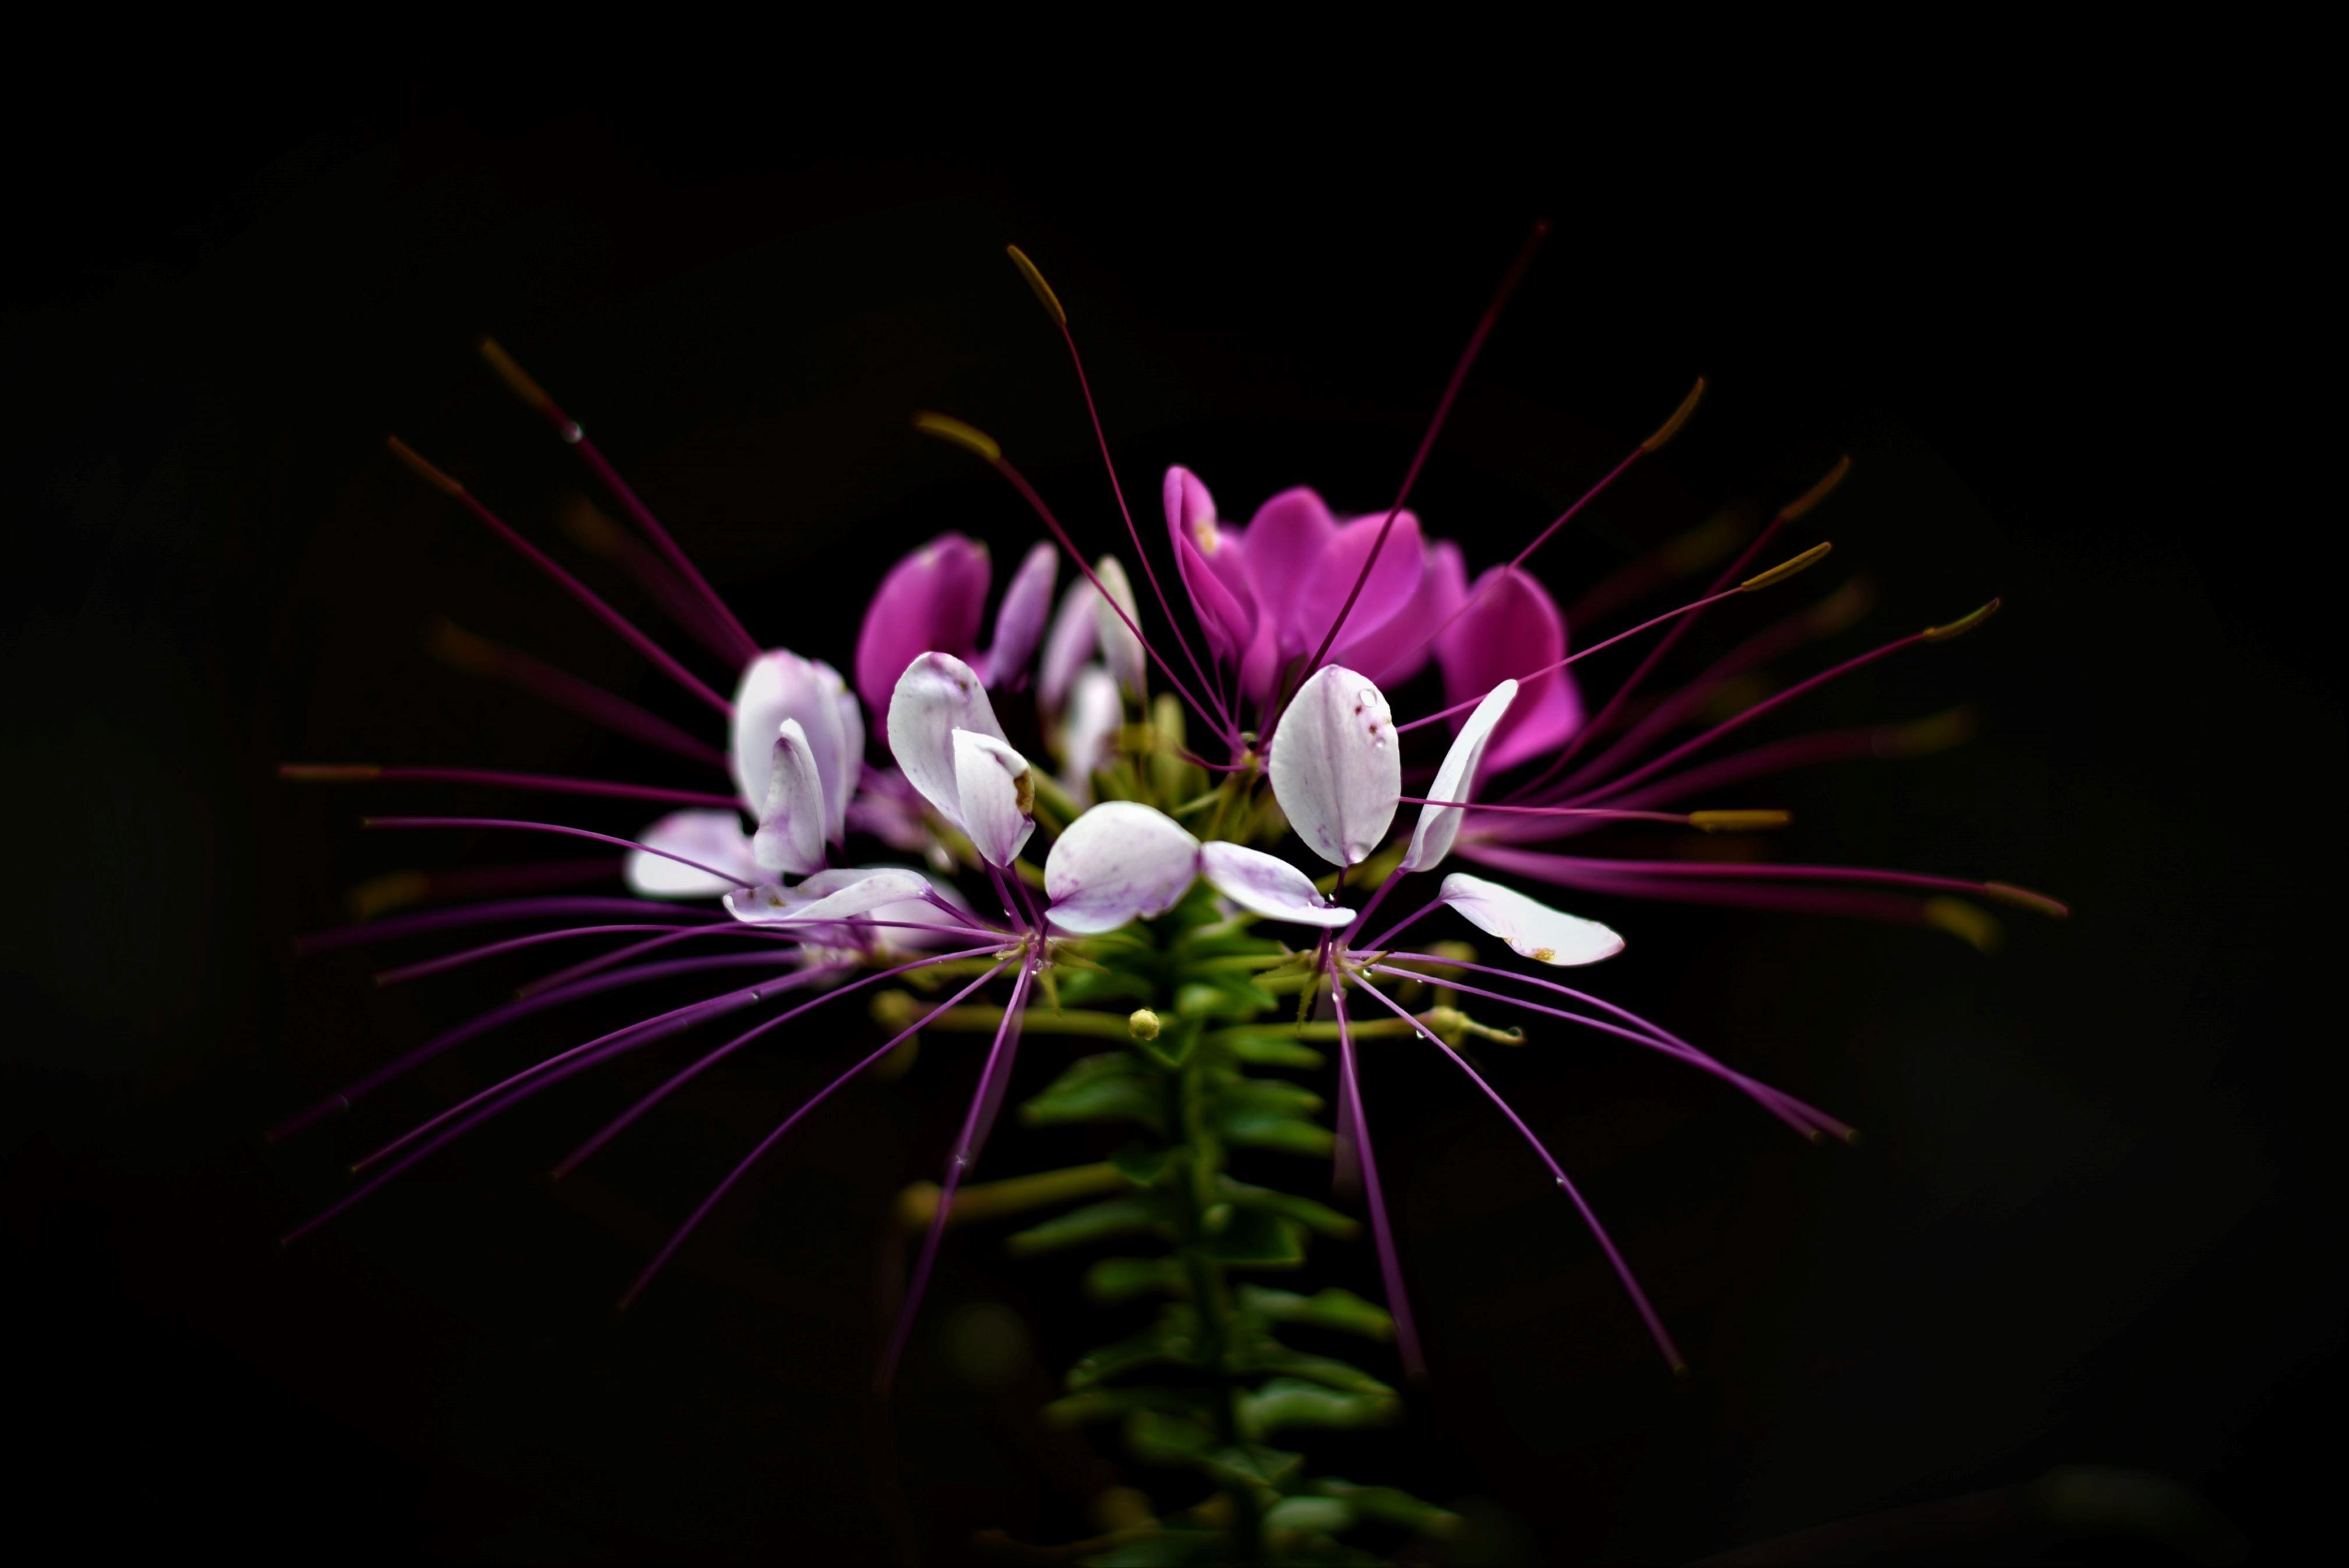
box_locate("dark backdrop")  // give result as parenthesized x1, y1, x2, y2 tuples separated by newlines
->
(5, 82, 2332, 1564)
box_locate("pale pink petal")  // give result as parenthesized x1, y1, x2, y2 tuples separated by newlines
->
(1037, 577, 1099, 712)
(1165, 466, 1259, 665)
(1437, 873, 1623, 965)
(983, 541, 1057, 688)
(1177, 529, 1256, 665)
(886, 652, 1006, 830)
(751, 719, 828, 878)
(952, 728, 1036, 868)
(626, 808, 759, 899)
(1043, 801, 1201, 934)
(1092, 555, 1147, 698)
(1401, 679, 1517, 874)
(1198, 840, 1355, 928)
(852, 533, 990, 714)
(1268, 664, 1401, 867)
(750, 865, 978, 949)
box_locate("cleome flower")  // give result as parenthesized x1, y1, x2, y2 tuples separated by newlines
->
(280, 234, 2065, 1558)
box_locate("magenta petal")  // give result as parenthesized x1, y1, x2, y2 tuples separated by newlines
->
(1163, 465, 1216, 552)
(853, 533, 991, 714)
(1350, 538, 1466, 689)
(1290, 511, 1424, 662)
(1435, 566, 1585, 778)
(1177, 530, 1257, 664)
(1240, 487, 1337, 647)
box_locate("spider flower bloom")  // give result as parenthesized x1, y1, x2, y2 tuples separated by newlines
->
(283, 238, 2061, 1537)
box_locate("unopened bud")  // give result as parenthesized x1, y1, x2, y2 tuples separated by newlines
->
(1127, 1008, 1161, 1041)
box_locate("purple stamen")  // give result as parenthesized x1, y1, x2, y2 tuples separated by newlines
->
(387, 437, 732, 717)
(373, 924, 704, 987)
(1564, 631, 1931, 804)
(1366, 961, 1847, 1141)
(281, 764, 739, 810)
(479, 337, 766, 668)
(294, 896, 719, 954)
(557, 948, 1004, 1179)
(1510, 460, 1847, 799)
(1460, 844, 2064, 913)
(361, 815, 756, 889)
(1021, 253, 1232, 736)
(1347, 979, 1684, 1371)
(427, 620, 729, 771)
(877, 962, 1036, 1390)
(516, 921, 799, 999)
(979, 453, 1231, 742)
(1394, 800, 1691, 826)
(1331, 977, 1426, 1380)
(1282, 224, 1550, 715)
(1394, 582, 1748, 733)
(268, 951, 824, 1142)
(619, 960, 1013, 1312)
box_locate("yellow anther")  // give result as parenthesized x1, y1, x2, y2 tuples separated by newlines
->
(477, 337, 554, 413)
(912, 411, 1003, 464)
(1777, 454, 1851, 522)
(1983, 882, 2071, 918)
(1923, 898, 2004, 953)
(1741, 541, 1834, 591)
(1923, 598, 2002, 642)
(1690, 809, 1792, 832)
(1641, 376, 1706, 453)
(1006, 245, 1067, 327)
(385, 435, 464, 496)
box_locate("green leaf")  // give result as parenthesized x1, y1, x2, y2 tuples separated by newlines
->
(1308, 1478, 1462, 1537)
(1216, 1111, 1336, 1158)
(1066, 1317, 1202, 1390)
(1216, 1178, 1360, 1239)
(1261, 1495, 1354, 1535)
(1007, 1195, 1166, 1255)
(1023, 1054, 1163, 1131)
(1201, 1443, 1303, 1490)
(1109, 1144, 1174, 1186)
(1122, 1407, 1216, 1466)
(1234, 1343, 1394, 1395)
(1043, 1385, 1208, 1428)
(1240, 1376, 1400, 1436)
(1083, 1256, 1188, 1303)
(1214, 1077, 1324, 1118)
(1174, 981, 1287, 1028)
(1200, 1206, 1305, 1267)
(1215, 1033, 1326, 1069)
(1234, 1285, 1393, 1340)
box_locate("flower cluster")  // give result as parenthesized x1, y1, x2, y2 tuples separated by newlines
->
(283, 239, 2061, 1561)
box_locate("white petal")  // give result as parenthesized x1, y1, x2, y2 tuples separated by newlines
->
(1092, 555, 1148, 698)
(886, 652, 1006, 829)
(725, 866, 933, 927)
(1038, 576, 1098, 711)
(1401, 679, 1518, 873)
(1436, 873, 1624, 966)
(1198, 841, 1355, 928)
(1057, 664, 1123, 805)
(731, 651, 858, 845)
(626, 808, 759, 899)
(1043, 801, 1200, 934)
(953, 728, 1036, 868)
(752, 719, 828, 877)
(1268, 664, 1401, 867)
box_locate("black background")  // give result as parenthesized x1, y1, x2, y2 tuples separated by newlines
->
(5, 77, 2332, 1563)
